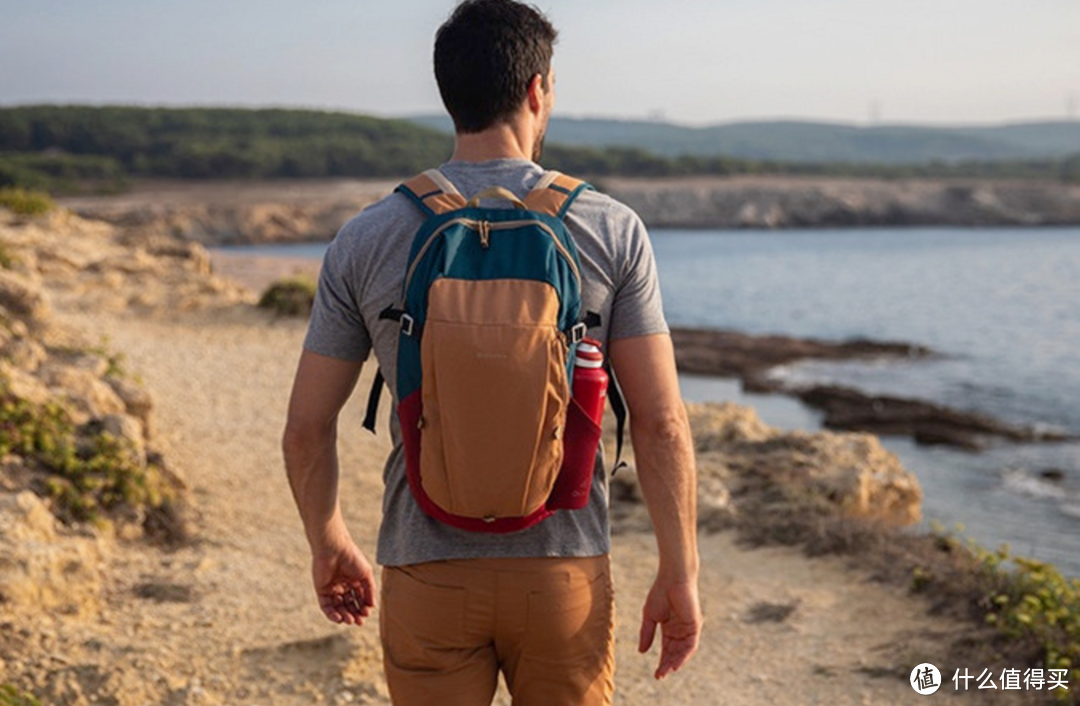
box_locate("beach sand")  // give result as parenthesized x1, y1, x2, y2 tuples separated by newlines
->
(38, 290, 1010, 705)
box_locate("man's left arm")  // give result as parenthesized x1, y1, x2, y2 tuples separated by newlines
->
(282, 350, 375, 626)
(609, 332, 703, 680)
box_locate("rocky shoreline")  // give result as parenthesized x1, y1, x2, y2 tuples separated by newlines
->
(671, 327, 1070, 451)
(60, 175, 1080, 242)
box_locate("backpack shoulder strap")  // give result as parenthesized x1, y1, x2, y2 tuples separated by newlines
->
(396, 169, 467, 216)
(523, 171, 592, 220)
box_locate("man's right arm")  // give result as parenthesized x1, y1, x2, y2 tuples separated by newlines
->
(609, 332, 703, 680)
(282, 349, 375, 626)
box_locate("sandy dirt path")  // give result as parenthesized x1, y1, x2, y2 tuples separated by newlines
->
(48, 305, 1000, 705)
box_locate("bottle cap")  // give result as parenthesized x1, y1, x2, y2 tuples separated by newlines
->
(575, 342, 603, 368)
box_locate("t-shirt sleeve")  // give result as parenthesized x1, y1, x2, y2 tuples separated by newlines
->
(608, 212, 669, 340)
(302, 235, 372, 362)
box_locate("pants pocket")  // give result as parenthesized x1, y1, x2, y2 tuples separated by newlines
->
(381, 566, 469, 670)
(524, 564, 613, 663)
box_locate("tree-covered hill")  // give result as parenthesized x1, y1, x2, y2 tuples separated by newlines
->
(0, 105, 453, 187)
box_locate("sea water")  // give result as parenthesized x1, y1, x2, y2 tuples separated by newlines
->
(218, 226, 1080, 575)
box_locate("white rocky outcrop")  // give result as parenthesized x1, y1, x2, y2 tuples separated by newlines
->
(688, 402, 922, 526)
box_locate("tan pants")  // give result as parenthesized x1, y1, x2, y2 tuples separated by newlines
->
(379, 555, 615, 706)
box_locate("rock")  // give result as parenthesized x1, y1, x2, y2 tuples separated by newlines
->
(0, 336, 47, 371)
(5, 318, 29, 338)
(1039, 468, 1066, 483)
(87, 249, 165, 276)
(0, 490, 57, 542)
(671, 327, 932, 380)
(794, 384, 1071, 449)
(0, 454, 33, 491)
(698, 470, 736, 532)
(160, 241, 212, 276)
(2, 206, 253, 316)
(105, 376, 154, 433)
(689, 401, 775, 449)
(74, 354, 111, 377)
(0, 269, 51, 328)
(99, 414, 147, 466)
(611, 403, 918, 532)
(0, 361, 53, 406)
(801, 432, 922, 525)
(687, 403, 923, 527)
(40, 364, 126, 423)
(0, 491, 104, 616)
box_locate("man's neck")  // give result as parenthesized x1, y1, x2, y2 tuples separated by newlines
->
(450, 120, 536, 163)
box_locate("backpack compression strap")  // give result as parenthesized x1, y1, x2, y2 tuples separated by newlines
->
(523, 171, 592, 219)
(396, 169, 467, 216)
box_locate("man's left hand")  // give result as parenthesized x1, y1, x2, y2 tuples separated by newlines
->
(638, 576, 703, 679)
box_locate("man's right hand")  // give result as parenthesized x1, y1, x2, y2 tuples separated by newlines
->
(312, 539, 377, 626)
(283, 350, 373, 626)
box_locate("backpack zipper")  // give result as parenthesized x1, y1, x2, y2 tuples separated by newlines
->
(403, 217, 581, 295)
(487, 219, 581, 283)
(404, 217, 480, 293)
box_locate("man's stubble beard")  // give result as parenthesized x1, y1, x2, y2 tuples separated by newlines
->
(532, 130, 546, 162)
(533, 108, 551, 162)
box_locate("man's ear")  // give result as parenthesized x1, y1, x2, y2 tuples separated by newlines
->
(526, 73, 545, 114)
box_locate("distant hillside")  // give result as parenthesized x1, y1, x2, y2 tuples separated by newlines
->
(410, 115, 1080, 164)
(2, 106, 1078, 194)
(0, 105, 453, 187)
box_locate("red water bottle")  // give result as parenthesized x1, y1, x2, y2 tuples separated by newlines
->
(572, 338, 608, 426)
(548, 337, 608, 510)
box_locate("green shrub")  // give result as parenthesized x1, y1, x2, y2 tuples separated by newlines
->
(0, 187, 55, 216)
(258, 276, 317, 317)
(970, 543, 1080, 700)
(910, 528, 1080, 703)
(0, 380, 175, 527)
(0, 242, 15, 269)
(0, 685, 41, 706)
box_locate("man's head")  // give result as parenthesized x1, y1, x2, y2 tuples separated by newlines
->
(434, 0, 558, 143)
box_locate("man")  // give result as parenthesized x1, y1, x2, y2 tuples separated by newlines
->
(282, 1, 702, 703)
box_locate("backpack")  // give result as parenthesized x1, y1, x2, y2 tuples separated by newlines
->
(362, 168, 624, 533)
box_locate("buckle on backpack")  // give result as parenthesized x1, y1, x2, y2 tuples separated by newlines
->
(401, 314, 415, 337)
(570, 322, 587, 344)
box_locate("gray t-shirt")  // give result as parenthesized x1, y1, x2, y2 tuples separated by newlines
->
(304, 158, 668, 566)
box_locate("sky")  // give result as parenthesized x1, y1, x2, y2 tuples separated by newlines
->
(1, 0, 1078, 126)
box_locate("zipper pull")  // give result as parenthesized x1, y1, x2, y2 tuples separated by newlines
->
(478, 220, 491, 249)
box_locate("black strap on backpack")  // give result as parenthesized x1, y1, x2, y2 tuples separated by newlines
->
(361, 369, 385, 433)
(361, 305, 407, 433)
(605, 363, 628, 475)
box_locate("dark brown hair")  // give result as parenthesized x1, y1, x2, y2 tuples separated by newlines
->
(434, 0, 558, 133)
